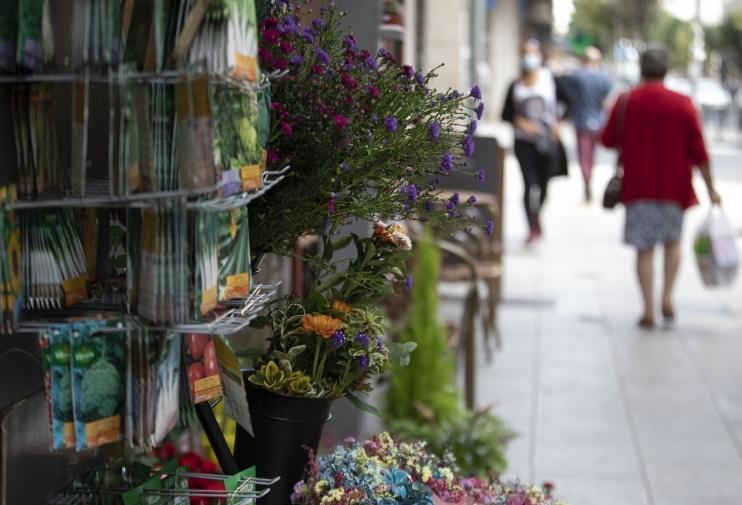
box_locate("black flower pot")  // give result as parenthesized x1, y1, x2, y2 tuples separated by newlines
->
(234, 378, 334, 505)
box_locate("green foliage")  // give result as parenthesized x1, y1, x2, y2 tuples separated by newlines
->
(647, 11, 693, 70)
(705, 9, 742, 68)
(384, 228, 513, 477)
(388, 410, 513, 477)
(570, 0, 658, 50)
(80, 360, 124, 421)
(385, 228, 459, 424)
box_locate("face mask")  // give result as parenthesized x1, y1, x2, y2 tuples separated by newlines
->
(522, 53, 542, 71)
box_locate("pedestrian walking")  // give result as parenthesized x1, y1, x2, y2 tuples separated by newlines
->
(601, 44, 721, 328)
(501, 40, 571, 245)
(565, 47, 612, 203)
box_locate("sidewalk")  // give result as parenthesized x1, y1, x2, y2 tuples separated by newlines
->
(450, 133, 742, 505)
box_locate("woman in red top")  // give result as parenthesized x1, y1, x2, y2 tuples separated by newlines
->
(601, 44, 721, 328)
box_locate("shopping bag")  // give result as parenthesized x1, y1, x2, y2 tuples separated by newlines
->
(694, 206, 739, 287)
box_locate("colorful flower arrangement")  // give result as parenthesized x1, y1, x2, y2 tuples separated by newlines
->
(291, 433, 568, 505)
(240, 222, 417, 411)
(249, 0, 489, 256)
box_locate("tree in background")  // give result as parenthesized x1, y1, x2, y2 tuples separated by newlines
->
(570, 0, 659, 52)
(705, 9, 742, 75)
(647, 11, 693, 72)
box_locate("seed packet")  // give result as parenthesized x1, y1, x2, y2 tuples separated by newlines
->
(41, 0, 54, 68)
(138, 208, 158, 322)
(152, 333, 181, 446)
(122, 472, 163, 505)
(159, 462, 189, 505)
(71, 70, 89, 195)
(13, 84, 37, 197)
(224, 466, 257, 505)
(28, 82, 58, 195)
(82, 208, 98, 283)
(10, 87, 26, 196)
(16, 0, 43, 71)
(213, 335, 252, 434)
(175, 70, 215, 190)
(0, 0, 16, 72)
(109, 69, 121, 195)
(194, 210, 218, 316)
(70, 319, 127, 452)
(106, 0, 121, 64)
(184, 333, 221, 404)
(129, 321, 150, 449)
(127, 208, 142, 314)
(0, 186, 23, 330)
(122, 0, 155, 71)
(39, 330, 53, 437)
(123, 66, 141, 193)
(137, 83, 156, 192)
(50, 325, 76, 450)
(217, 208, 252, 301)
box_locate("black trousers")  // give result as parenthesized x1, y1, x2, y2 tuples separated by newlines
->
(514, 139, 551, 229)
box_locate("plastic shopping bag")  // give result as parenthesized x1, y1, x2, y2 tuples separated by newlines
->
(694, 206, 739, 287)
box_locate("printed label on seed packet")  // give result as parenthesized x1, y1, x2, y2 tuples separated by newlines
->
(193, 375, 221, 404)
(240, 165, 261, 191)
(221, 168, 242, 196)
(84, 414, 121, 447)
(63, 275, 88, 306)
(234, 54, 258, 82)
(226, 273, 251, 299)
(200, 285, 217, 316)
(214, 337, 252, 435)
(64, 422, 76, 448)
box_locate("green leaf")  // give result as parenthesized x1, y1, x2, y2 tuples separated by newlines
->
(286, 345, 306, 360)
(235, 347, 266, 360)
(332, 235, 352, 251)
(322, 239, 334, 263)
(249, 317, 270, 329)
(345, 393, 382, 417)
(316, 276, 343, 293)
(363, 243, 376, 265)
(389, 266, 404, 278)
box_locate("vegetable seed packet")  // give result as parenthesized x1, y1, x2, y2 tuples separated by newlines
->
(217, 208, 252, 302)
(194, 210, 218, 316)
(39, 330, 53, 438)
(0, 186, 23, 331)
(184, 333, 221, 404)
(138, 208, 158, 322)
(71, 70, 89, 196)
(28, 82, 59, 195)
(70, 319, 127, 452)
(50, 325, 76, 449)
(152, 333, 181, 447)
(213, 335, 252, 435)
(122, 472, 163, 505)
(224, 466, 257, 505)
(175, 70, 214, 190)
(127, 208, 142, 314)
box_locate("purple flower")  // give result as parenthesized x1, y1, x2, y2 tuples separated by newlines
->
(468, 195, 477, 204)
(451, 192, 460, 206)
(449, 90, 461, 100)
(367, 130, 373, 143)
(441, 153, 454, 172)
(446, 201, 455, 211)
(430, 100, 438, 107)
(331, 330, 345, 348)
(470, 85, 482, 100)
(328, 200, 336, 213)
(477, 168, 485, 183)
(384, 116, 398, 133)
(462, 135, 475, 157)
(403, 203, 410, 212)
(365, 56, 379, 70)
(341, 161, 349, 171)
(316, 47, 331, 65)
(468, 120, 478, 135)
(434, 177, 441, 184)
(414, 72, 424, 85)
(371, 114, 378, 125)
(312, 18, 326, 29)
(321, 217, 331, 235)
(405, 276, 413, 291)
(378, 48, 390, 59)
(280, 121, 293, 136)
(344, 35, 358, 52)
(485, 220, 494, 236)
(281, 16, 300, 34)
(320, 5, 327, 11)
(428, 122, 441, 141)
(407, 184, 418, 202)
(475, 102, 485, 120)
(290, 55, 303, 66)
(425, 201, 433, 211)
(356, 356, 370, 369)
(355, 333, 369, 346)
(302, 30, 315, 44)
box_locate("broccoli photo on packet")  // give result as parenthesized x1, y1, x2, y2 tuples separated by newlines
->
(50, 325, 76, 449)
(71, 320, 126, 452)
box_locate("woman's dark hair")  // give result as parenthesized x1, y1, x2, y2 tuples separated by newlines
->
(641, 44, 672, 79)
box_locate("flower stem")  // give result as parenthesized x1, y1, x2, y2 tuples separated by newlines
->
(312, 340, 321, 382)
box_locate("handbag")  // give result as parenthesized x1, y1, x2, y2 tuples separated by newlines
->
(602, 92, 630, 209)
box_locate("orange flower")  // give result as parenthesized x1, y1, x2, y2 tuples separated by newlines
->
(333, 300, 352, 314)
(300, 314, 343, 338)
(373, 221, 393, 243)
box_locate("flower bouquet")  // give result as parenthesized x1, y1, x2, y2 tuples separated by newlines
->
(292, 433, 569, 505)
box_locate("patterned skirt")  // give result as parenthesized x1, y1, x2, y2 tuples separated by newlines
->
(625, 200, 684, 250)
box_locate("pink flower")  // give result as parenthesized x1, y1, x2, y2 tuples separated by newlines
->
(333, 115, 348, 129)
(328, 201, 336, 213)
(368, 85, 380, 99)
(280, 122, 293, 136)
(279, 41, 293, 53)
(262, 28, 279, 44)
(263, 17, 278, 28)
(311, 64, 323, 75)
(259, 46, 273, 64)
(267, 150, 279, 163)
(274, 58, 288, 70)
(346, 96, 354, 105)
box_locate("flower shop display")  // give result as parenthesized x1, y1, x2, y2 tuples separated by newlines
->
(292, 432, 568, 505)
(232, 1, 490, 501)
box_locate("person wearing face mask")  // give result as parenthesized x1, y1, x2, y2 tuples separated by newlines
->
(501, 39, 571, 244)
